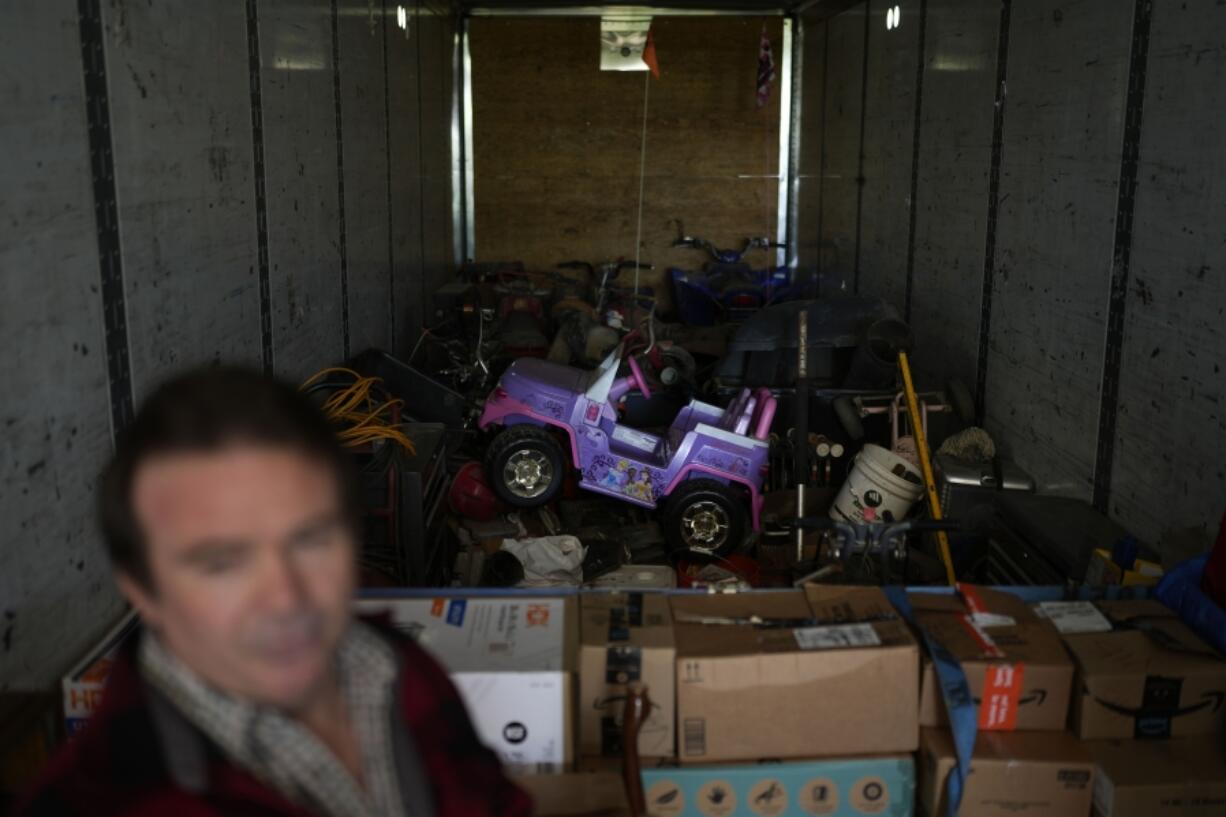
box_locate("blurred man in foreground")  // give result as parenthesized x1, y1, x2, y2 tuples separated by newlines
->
(16, 368, 531, 817)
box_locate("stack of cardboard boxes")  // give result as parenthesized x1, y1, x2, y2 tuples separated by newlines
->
(1054, 599, 1226, 817)
(365, 589, 925, 816)
(641, 587, 921, 817)
(911, 587, 1094, 817)
(913, 591, 1226, 817)
(578, 592, 677, 760)
(70, 590, 1223, 817)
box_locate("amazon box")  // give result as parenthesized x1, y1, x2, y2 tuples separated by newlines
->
(671, 587, 919, 763)
(1058, 599, 1226, 739)
(356, 595, 578, 772)
(1085, 735, 1226, 817)
(641, 755, 915, 817)
(579, 592, 676, 758)
(919, 728, 1094, 817)
(912, 586, 1073, 731)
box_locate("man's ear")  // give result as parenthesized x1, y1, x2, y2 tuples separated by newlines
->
(115, 571, 161, 630)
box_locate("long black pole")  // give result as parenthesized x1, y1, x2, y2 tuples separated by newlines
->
(795, 308, 810, 560)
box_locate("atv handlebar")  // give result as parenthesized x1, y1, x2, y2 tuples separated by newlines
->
(673, 235, 789, 262)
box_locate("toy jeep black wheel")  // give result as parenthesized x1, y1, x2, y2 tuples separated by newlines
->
(485, 426, 565, 508)
(662, 478, 747, 559)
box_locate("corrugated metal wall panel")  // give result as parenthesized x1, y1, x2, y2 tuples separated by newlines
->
(106, 1, 263, 396)
(908, 0, 999, 390)
(0, 0, 127, 692)
(0, 0, 451, 689)
(856, 0, 920, 312)
(261, 0, 346, 381)
(817, 7, 866, 293)
(984, 0, 1131, 497)
(340, 0, 395, 356)
(1109, 0, 1226, 552)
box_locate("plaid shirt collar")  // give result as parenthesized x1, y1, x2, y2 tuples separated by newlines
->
(139, 621, 405, 817)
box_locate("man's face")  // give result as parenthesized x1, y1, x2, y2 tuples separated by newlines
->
(121, 445, 356, 711)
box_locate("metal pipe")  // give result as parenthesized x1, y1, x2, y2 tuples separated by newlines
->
(794, 308, 809, 562)
(775, 16, 795, 270)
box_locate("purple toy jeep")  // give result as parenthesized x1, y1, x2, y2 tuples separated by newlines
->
(478, 350, 776, 557)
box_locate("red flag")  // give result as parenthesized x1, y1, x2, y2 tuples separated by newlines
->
(642, 25, 660, 78)
(756, 26, 775, 108)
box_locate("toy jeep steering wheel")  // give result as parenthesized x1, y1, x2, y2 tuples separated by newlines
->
(627, 355, 652, 399)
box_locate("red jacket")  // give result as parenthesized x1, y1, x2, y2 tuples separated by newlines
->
(13, 622, 533, 817)
(1203, 511, 1226, 607)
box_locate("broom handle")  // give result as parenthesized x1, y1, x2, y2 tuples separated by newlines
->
(898, 351, 957, 585)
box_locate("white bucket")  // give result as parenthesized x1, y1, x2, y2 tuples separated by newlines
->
(831, 444, 925, 524)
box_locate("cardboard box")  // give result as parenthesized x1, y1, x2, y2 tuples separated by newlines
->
(919, 728, 1094, 817)
(357, 595, 577, 771)
(1059, 599, 1226, 739)
(670, 588, 919, 763)
(578, 755, 629, 774)
(641, 755, 915, 817)
(1084, 735, 1226, 817)
(911, 586, 1073, 731)
(516, 772, 631, 817)
(579, 592, 676, 758)
(61, 611, 140, 736)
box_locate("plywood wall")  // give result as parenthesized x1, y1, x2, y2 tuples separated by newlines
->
(469, 16, 784, 292)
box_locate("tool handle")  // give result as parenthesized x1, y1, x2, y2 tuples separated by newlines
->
(898, 350, 957, 584)
(621, 684, 650, 816)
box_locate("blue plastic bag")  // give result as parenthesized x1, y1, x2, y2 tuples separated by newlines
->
(1155, 555, 1226, 654)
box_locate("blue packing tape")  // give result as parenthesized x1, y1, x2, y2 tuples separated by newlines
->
(885, 586, 978, 817)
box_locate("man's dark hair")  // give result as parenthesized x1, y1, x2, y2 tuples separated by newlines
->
(99, 366, 359, 589)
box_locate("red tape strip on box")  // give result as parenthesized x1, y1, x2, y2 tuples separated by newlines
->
(956, 583, 989, 615)
(979, 663, 1025, 730)
(958, 613, 1005, 659)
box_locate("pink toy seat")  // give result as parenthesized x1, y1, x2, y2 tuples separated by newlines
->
(750, 387, 777, 440)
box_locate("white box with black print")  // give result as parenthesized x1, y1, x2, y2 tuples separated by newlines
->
(355, 595, 577, 772)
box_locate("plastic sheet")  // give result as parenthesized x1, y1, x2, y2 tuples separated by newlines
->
(501, 535, 587, 588)
(1155, 555, 1226, 655)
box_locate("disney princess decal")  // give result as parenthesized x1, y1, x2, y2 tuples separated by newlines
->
(626, 469, 654, 502)
(586, 456, 662, 503)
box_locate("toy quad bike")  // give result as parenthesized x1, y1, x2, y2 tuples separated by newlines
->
(668, 233, 796, 325)
(478, 349, 777, 558)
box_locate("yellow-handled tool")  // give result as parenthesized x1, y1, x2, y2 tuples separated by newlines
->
(898, 351, 957, 585)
